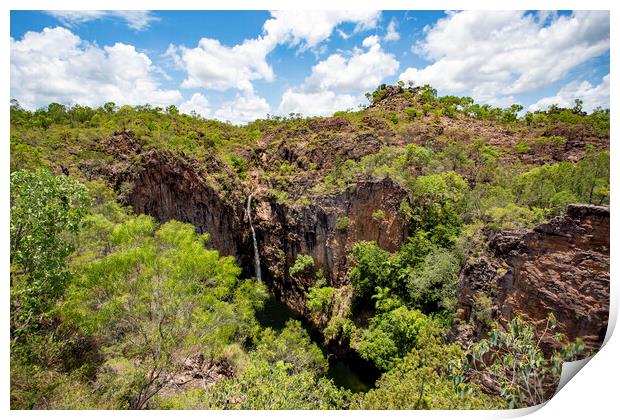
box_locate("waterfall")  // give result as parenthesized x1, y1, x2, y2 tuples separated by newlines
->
(246, 194, 262, 282)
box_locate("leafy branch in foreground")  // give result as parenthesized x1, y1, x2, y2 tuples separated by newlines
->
(10, 170, 90, 337)
(452, 314, 586, 408)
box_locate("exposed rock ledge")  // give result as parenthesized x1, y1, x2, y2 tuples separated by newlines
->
(456, 204, 610, 352)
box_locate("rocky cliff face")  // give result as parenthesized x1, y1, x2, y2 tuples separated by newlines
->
(126, 151, 247, 258)
(253, 177, 409, 312)
(97, 138, 410, 316)
(90, 132, 609, 350)
(456, 204, 610, 352)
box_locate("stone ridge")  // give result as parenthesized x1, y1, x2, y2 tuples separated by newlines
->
(456, 204, 610, 352)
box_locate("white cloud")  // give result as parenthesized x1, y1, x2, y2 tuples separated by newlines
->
(11, 27, 182, 109)
(399, 11, 609, 101)
(214, 93, 271, 124)
(303, 35, 399, 93)
(263, 10, 380, 50)
(528, 74, 610, 112)
(384, 18, 400, 42)
(171, 11, 381, 96)
(278, 34, 397, 117)
(179, 93, 210, 117)
(278, 89, 363, 116)
(47, 10, 159, 30)
(177, 37, 274, 93)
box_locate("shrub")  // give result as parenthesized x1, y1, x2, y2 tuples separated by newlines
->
(536, 135, 566, 147)
(352, 335, 504, 409)
(351, 307, 438, 371)
(306, 286, 335, 315)
(456, 315, 586, 408)
(404, 108, 423, 121)
(335, 216, 350, 231)
(349, 241, 391, 304)
(514, 142, 531, 153)
(11, 171, 90, 335)
(372, 209, 386, 221)
(254, 320, 328, 377)
(406, 248, 458, 313)
(289, 254, 315, 278)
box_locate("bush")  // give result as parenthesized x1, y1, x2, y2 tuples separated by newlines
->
(352, 335, 504, 409)
(349, 241, 391, 304)
(406, 248, 458, 313)
(456, 315, 586, 408)
(254, 320, 328, 377)
(351, 307, 438, 371)
(514, 142, 531, 153)
(289, 254, 315, 278)
(408, 171, 468, 247)
(11, 171, 90, 336)
(306, 286, 335, 315)
(404, 108, 423, 121)
(61, 217, 265, 409)
(335, 216, 350, 231)
(183, 359, 350, 409)
(371, 209, 385, 221)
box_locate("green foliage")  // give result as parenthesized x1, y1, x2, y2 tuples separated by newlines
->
(457, 315, 586, 408)
(351, 307, 439, 371)
(366, 86, 389, 104)
(371, 209, 385, 221)
(404, 107, 423, 121)
(513, 150, 610, 208)
(10, 170, 90, 336)
(408, 171, 468, 246)
(335, 216, 350, 231)
(289, 254, 315, 277)
(353, 334, 504, 409)
(472, 293, 494, 328)
(536, 135, 566, 147)
(349, 241, 391, 304)
(169, 359, 350, 409)
(349, 234, 458, 314)
(514, 142, 532, 153)
(10, 138, 45, 172)
(254, 320, 328, 376)
(306, 286, 335, 315)
(406, 248, 458, 313)
(62, 216, 266, 408)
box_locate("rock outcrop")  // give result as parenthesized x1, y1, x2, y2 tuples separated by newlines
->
(254, 177, 409, 312)
(457, 204, 610, 352)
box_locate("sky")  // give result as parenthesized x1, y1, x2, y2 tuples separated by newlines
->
(10, 10, 610, 124)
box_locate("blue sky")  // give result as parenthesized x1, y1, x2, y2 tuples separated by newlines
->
(10, 10, 610, 124)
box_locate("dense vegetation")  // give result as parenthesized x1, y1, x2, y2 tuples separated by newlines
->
(10, 84, 609, 409)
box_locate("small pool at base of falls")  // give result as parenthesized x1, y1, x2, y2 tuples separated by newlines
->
(255, 295, 380, 393)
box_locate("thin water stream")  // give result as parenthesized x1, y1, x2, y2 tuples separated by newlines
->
(246, 194, 262, 282)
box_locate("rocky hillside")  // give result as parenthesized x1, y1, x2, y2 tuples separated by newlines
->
(46, 86, 605, 334)
(10, 84, 611, 408)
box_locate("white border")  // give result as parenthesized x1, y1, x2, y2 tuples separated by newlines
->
(2, 1, 617, 419)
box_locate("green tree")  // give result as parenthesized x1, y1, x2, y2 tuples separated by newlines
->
(62, 218, 266, 409)
(351, 307, 438, 371)
(456, 315, 586, 408)
(349, 241, 391, 305)
(10, 170, 90, 335)
(406, 248, 458, 313)
(254, 320, 328, 377)
(352, 334, 504, 409)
